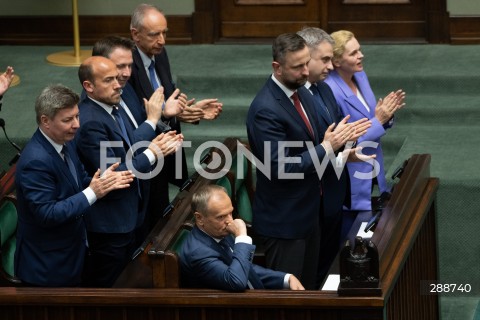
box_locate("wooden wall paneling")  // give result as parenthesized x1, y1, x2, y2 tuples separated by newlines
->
(327, 0, 427, 42)
(217, 0, 327, 40)
(193, 0, 220, 43)
(425, 0, 450, 43)
(449, 16, 480, 44)
(0, 15, 192, 46)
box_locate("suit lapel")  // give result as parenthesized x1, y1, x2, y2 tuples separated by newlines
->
(269, 79, 317, 143)
(88, 100, 129, 147)
(332, 71, 371, 118)
(298, 86, 322, 144)
(353, 72, 376, 118)
(121, 83, 145, 126)
(310, 83, 334, 126)
(193, 227, 233, 262)
(132, 48, 154, 100)
(35, 130, 80, 191)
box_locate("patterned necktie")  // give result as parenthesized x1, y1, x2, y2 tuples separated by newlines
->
(291, 91, 314, 138)
(111, 106, 143, 199)
(219, 238, 233, 258)
(148, 60, 160, 90)
(310, 84, 333, 124)
(62, 145, 78, 187)
(219, 237, 261, 289)
(111, 106, 132, 147)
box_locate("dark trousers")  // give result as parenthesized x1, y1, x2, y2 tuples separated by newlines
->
(316, 209, 343, 288)
(262, 220, 321, 290)
(83, 231, 135, 288)
(340, 210, 360, 244)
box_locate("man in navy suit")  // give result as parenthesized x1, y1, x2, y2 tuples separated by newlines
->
(129, 4, 223, 233)
(91, 35, 186, 244)
(76, 56, 184, 287)
(297, 27, 373, 286)
(246, 33, 367, 289)
(15, 84, 134, 287)
(179, 184, 304, 291)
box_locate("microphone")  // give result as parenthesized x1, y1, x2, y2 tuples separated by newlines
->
(0, 118, 22, 165)
(391, 159, 408, 180)
(364, 209, 382, 233)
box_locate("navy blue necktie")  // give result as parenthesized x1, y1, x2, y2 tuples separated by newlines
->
(111, 107, 141, 199)
(148, 60, 160, 90)
(219, 237, 263, 289)
(310, 84, 333, 124)
(62, 145, 78, 187)
(111, 106, 132, 147)
(219, 238, 233, 258)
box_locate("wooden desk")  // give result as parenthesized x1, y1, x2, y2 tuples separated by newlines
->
(0, 154, 439, 320)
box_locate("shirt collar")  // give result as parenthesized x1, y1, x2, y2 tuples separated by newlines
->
(88, 96, 115, 115)
(39, 128, 63, 155)
(137, 46, 155, 70)
(271, 74, 296, 99)
(304, 81, 314, 93)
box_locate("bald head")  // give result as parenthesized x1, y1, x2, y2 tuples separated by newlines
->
(78, 56, 121, 105)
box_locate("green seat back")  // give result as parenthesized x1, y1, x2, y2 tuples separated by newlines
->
(216, 175, 233, 197)
(1, 238, 16, 277)
(0, 200, 18, 277)
(230, 154, 248, 191)
(170, 229, 191, 254)
(236, 184, 252, 223)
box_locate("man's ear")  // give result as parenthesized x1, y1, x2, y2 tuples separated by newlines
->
(272, 61, 281, 76)
(194, 211, 203, 225)
(83, 80, 94, 93)
(131, 28, 139, 41)
(40, 114, 50, 128)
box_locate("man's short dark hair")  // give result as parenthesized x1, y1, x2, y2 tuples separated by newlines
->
(92, 35, 135, 58)
(272, 33, 307, 65)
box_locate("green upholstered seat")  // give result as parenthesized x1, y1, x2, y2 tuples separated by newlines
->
(236, 184, 252, 223)
(0, 197, 18, 281)
(216, 174, 233, 197)
(170, 228, 191, 254)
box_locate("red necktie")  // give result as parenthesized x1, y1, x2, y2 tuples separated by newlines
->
(291, 91, 314, 138)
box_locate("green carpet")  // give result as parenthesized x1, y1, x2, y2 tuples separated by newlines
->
(1, 44, 480, 319)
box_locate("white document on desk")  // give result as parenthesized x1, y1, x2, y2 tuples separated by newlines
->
(356, 222, 374, 239)
(321, 274, 340, 291)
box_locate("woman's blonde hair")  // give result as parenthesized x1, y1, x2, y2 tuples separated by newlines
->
(331, 30, 355, 61)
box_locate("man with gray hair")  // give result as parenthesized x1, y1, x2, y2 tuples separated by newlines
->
(15, 84, 134, 287)
(179, 184, 304, 291)
(296, 27, 372, 286)
(129, 3, 223, 233)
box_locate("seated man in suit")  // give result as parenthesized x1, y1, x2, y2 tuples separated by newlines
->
(15, 84, 134, 287)
(179, 184, 304, 291)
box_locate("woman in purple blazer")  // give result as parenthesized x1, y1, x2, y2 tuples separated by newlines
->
(324, 30, 405, 235)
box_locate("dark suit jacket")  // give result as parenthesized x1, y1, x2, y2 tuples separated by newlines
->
(128, 46, 188, 217)
(121, 83, 148, 137)
(312, 81, 350, 218)
(246, 77, 328, 239)
(179, 226, 286, 291)
(75, 97, 153, 233)
(15, 129, 91, 286)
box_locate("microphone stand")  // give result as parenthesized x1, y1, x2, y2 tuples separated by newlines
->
(0, 117, 22, 165)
